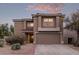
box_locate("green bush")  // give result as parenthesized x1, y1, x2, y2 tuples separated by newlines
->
(5, 36, 25, 45)
(0, 39, 4, 47)
(0, 35, 4, 39)
(11, 43, 21, 50)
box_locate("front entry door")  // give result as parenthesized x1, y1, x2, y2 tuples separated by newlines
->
(27, 33, 33, 43)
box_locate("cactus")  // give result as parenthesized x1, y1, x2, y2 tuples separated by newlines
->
(0, 39, 4, 47)
(11, 43, 21, 50)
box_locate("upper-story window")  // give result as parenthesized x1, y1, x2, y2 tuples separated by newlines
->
(43, 18, 53, 22)
(42, 18, 55, 27)
(27, 22, 34, 27)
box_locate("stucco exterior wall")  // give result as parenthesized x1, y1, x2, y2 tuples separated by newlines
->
(14, 21, 24, 36)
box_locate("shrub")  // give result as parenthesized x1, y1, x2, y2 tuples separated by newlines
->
(0, 35, 4, 39)
(5, 36, 25, 45)
(0, 39, 4, 47)
(11, 43, 21, 50)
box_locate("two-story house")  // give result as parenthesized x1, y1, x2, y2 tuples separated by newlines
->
(13, 13, 64, 44)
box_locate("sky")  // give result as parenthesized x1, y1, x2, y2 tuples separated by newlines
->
(0, 3, 79, 25)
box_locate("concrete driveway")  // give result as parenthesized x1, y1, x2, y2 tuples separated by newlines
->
(35, 44, 79, 55)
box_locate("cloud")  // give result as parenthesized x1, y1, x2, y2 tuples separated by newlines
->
(27, 3, 64, 13)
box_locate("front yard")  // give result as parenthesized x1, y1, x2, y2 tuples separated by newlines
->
(0, 44, 35, 55)
(0, 44, 79, 55)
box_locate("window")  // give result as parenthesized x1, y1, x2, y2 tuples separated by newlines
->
(43, 18, 49, 22)
(49, 18, 53, 22)
(43, 18, 55, 27)
(27, 22, 34, 27)
(43, 18, 53, 22)
(30, 23, 34, 27)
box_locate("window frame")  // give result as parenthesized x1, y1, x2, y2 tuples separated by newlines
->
(42, 17, 56, 28)
(27, 22, 34, 27)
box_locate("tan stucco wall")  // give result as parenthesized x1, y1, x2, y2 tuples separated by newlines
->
(35, 32, 61, 44)
(14, 21, 24, 36)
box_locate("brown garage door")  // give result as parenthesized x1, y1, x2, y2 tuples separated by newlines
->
(36, 32, 61, 44)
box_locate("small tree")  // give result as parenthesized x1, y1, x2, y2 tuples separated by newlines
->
(0, 23, 10, 39)
(4, 24, 9, 36)
(0, 26, 3, 39)
(10, 25, 14, 35)
(64, 10, 79, 30)
(64, 17, 71, 26)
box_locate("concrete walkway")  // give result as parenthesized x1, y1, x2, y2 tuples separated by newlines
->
(35, 44, 79, 55)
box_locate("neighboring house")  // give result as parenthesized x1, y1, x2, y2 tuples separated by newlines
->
(63, 23, 78, 44)
(13, 13, 64, 44)
(63, 29, 77, 44)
